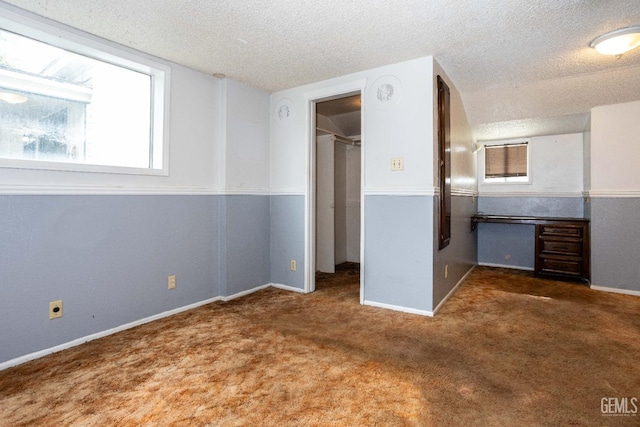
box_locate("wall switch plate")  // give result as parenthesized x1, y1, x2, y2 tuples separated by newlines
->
(49, 300, 63, 319)
(168, 275, 177, 289)
(391, 157, 404, 171)
(290, 260, 297, 271)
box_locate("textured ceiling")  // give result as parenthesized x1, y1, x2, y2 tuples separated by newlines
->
(4, 0, 640, 140)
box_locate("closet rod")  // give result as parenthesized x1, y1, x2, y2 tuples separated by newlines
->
(331, 134, 361, 146)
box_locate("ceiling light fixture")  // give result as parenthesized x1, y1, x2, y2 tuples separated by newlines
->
(0, 92, 28, 104)
(589, 25, 640, 56)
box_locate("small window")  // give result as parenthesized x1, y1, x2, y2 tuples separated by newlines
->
(484, 142, 529, 183)
(0, 15, 168, 175)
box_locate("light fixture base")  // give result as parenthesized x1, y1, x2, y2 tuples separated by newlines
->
(589, 25, 640, 56)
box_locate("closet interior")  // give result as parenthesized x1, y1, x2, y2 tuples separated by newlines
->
(315, 94, 362, 274)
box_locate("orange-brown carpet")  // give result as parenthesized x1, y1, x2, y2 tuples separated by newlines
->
(1, 265, 638, 426)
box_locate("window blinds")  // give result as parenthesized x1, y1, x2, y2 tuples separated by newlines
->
(485, 142, 528, 178)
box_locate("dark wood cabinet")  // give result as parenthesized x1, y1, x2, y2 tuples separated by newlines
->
(471, 215, 590, 282)
(535, 220, 590, 282)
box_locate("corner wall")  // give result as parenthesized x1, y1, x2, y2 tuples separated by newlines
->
(589, 100, 640, 293)
(476, 133, 584, 270)
(270, 56, 438, 312)
(431, 60, 477, 309)
(0, 4, 273, 366)
(270, 56, 478, 314)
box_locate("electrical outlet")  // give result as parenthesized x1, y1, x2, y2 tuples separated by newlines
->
(168, 275, 177, 290)
(444, 264, 449, 279)
(391, 157, 404, 171)
(290, 260, 297, 271)
(49, 300, 63, 319)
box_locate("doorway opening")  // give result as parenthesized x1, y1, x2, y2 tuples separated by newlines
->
(313, 93, 362, 297)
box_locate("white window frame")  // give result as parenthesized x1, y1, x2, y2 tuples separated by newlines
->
(0, 8, 170, 176)
(480, 138, 531, 185)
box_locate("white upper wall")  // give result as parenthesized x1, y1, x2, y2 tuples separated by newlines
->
(224, 79, 271, 193)
(583, 123, 591, 193)
(270, 56, 436, 195)
(478, 133, 584, 195)
(590, 100, 640, 194)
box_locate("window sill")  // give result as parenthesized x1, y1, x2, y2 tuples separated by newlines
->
(0, 158, 168, 177)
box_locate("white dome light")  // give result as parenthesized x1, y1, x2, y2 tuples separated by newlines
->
(590, 26, 640, 56)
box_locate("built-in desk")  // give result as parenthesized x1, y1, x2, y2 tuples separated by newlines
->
(471, 215, 590, 282)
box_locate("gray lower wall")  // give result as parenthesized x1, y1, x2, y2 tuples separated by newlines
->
(270, 195, 305, 289)
(0, 194, 276, 365)
(477, 223, 536, 269)
(433, 194, 477, 307)
(8, 191, 582, 365)
(364, 196, 433, 312)
(0, 195, 221, 364)
(590, 197, 640, 292)
(477, 196, 583, 269)
(477, 196, 584, 218)
(223, 196, 271, 297)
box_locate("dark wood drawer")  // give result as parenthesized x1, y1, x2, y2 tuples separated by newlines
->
(540, 240, 582, 256)
(537, 221, 588, 282)
(470, 215, 590, 282)
(538, 257, 582, 277)
(539, 224, 583, 238)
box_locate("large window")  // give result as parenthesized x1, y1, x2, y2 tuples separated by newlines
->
(0, 13, 168, 175)
(484, 141, 529, 183)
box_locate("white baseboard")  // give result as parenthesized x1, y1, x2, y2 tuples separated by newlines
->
(478, 262, 534, 271)
(431, 265, 476, 316)
(270, 283, 307, 293)
(0, 296, 221, 372)
(590, 285, 640, 297)
(1, 282, 312, 371)
(363, 300, 434, 317)
(220, 284, 270, 302)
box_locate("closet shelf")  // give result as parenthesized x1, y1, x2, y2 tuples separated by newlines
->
(316, 127, 361, 146)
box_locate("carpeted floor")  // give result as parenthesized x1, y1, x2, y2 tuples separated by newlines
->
(1, 265, 638, 426)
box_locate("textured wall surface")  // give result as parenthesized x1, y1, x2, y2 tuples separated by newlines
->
(478, 196, 584, 218)
(590, 198, 640, 292)
(478, 133, 584, 196)
(364, 196, 433, 312)
(433, 195, 478, 305)
(477, 223, 536, 270)
(224, 80, 271, 192)
(270, 195, 305, 290)
(0, 195, 220, 363)
(431, 61, 477, 309)
(591, 100, 640, 193)
(223, 196, 271, 297)
(588, 100, 640, 293)
(477, 196, 583, 270)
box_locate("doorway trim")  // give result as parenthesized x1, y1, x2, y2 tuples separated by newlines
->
(304, 79, 366, 303)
